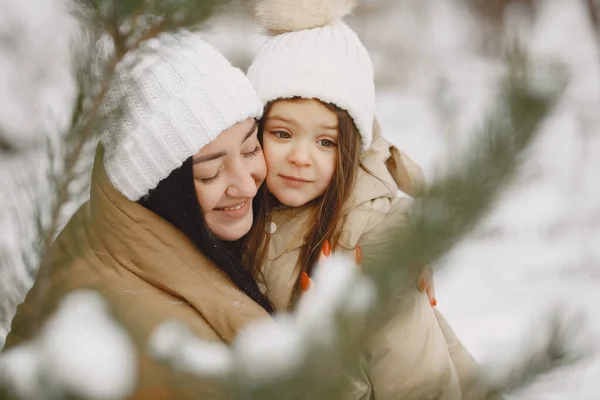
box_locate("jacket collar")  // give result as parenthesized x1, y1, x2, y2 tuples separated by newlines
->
(89, 146, 270, 343)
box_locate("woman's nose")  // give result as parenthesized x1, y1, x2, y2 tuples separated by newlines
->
(226, 161, 259, 198)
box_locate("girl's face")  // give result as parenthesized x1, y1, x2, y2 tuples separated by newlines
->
(192, 118, 266, 241)
(262, 99, 338, 207)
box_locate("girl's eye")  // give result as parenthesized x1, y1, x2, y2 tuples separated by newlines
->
(317, 138, 337, 148)
(243, 145, 262, 158)
(200, 170, 221, 184)
(272, 131, 292, 139)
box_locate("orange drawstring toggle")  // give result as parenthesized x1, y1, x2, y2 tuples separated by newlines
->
(301, 272, 311, 292)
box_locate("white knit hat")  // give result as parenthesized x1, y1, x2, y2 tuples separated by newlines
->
(100, 30, 263, 201)
(247, 0, 374, 151)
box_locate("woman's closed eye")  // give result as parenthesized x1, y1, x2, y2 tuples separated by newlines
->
(199, 146, 260, 183)
(199, 170, 221, 184)
(243, 145, 262, 158)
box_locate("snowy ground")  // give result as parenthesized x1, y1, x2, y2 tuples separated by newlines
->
(1, 0, 599, 398)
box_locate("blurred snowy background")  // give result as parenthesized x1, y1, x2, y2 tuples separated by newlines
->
(1, 0, 599, 398)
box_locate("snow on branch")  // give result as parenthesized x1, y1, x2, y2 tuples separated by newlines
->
(150, 254, 375, 397)
(0, 291, 136, 400)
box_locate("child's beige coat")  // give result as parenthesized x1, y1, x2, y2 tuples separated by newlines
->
(260, 120, 486, 399)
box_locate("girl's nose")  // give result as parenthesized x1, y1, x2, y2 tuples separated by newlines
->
(287, 143, 311, 167)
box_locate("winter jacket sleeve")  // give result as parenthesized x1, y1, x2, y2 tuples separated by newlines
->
(356, 195, 414, 273)
(345, 196, 489, 399)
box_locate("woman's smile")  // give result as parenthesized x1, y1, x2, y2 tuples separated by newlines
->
(214, 200, 251, 218)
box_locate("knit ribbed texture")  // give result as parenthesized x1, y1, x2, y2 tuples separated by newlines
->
(247, 20, 374, 151)
(100, 31, 263, 201)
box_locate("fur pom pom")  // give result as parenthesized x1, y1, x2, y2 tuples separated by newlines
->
(255, 0, 358, 34)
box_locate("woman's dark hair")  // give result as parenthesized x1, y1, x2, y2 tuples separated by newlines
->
(138, 157, 274, 314)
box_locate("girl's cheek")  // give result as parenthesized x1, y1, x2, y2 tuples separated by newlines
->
(262, 147, 278, 171)
(261, 138, 274, 155)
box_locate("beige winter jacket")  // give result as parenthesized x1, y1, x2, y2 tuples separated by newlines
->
(260, 121, 481, 400)
(4, 146, 271, 399)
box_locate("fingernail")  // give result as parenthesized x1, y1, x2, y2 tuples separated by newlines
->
(301, 272, 311, 292)
(431, 298, 437, 307)
(356, 245, 362, 264)
(323, 240, 331, 257)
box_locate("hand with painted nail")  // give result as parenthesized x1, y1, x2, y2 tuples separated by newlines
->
(416, 266, 436, 307)
(317, 239, 331, 265)
(301, 271, 313, 293)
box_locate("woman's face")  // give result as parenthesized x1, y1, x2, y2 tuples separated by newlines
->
(192, 118, 266, 241)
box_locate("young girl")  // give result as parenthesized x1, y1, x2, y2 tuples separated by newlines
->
(246, 1, 485, 399)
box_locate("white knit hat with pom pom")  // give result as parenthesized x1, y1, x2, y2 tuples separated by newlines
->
(247, 0, 374, 151)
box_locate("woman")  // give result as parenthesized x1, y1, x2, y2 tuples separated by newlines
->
(4, 31, 272, 398)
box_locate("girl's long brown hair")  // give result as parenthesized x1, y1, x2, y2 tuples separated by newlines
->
(299, 102, 361, 277)
(241, 182, 270, 285)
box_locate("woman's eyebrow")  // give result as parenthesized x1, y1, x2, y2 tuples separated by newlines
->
(193, 151, 226, 164)
(193, 121, 258, 164)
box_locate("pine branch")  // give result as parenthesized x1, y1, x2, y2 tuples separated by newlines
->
(83, 0, 232, 32)
(587, 0, 600, 34)
(481, 309, 592, 397)
(365, 55, 563, 309)
(27, 39, 122, 334)
(585, 0, 600, 64)
(0, 136, 15, 153)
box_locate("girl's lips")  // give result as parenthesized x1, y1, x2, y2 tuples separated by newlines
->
(214, 200, 251, 219)
(280, 175, 311, 188)
(280, 175, 310, 182)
